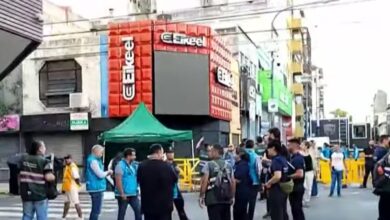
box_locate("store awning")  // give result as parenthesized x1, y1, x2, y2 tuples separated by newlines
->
(100, 103, 193, 143)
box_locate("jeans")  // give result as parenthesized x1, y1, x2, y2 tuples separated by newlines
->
(330, 170, 343, 196)
(311, 175, 318, 196)
(268, 186, 288, 220)
(117, 196, 142, 220)
(207, 204, 231, 220)
(248, 185, 258, 220)
(289, 189, 305, 220)
(22, 200, 48, 220)
(89, 192, 103, 220)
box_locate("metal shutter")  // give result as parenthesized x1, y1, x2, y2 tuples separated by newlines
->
(0, 135, 20, 181)
(32, 133, 83, 165)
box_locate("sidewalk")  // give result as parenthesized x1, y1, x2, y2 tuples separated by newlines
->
(0, 183, 88, 195)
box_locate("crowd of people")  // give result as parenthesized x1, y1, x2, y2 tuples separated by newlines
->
(15, 131, 390, 220)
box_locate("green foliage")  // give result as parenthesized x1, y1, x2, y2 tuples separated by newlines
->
(330, 108, 348, 118)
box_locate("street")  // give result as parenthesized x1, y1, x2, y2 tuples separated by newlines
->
(0, 185, 378, 220)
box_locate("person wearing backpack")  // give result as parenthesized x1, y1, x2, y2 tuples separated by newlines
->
(265, 140, 290, 220)
(287, 138, 306, 220)
(244, 139, 261, 220)
(199, 144, 236, 220)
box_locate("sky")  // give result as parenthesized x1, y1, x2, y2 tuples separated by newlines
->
(49, 0, 390, 122)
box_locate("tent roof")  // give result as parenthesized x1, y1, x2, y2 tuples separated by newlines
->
(100, 103, 193, 143)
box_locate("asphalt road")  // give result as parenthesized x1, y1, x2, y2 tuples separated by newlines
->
(0, 185, 379, 220)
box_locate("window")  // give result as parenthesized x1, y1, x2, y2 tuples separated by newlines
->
(39, 59, 82, 108)
(352, 124, 367, 139)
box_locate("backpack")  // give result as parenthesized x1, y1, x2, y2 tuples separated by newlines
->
(209, 161, 234, 202)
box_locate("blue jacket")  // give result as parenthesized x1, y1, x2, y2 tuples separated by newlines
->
(115, 160, 138, 196)
(246, 149, 260, 185)
(322, 147, 331, 159)
(86, 155, 106, 192)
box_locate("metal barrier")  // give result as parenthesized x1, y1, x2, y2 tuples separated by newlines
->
(318, 159, 365, 185)
(174, 158, 200, 191)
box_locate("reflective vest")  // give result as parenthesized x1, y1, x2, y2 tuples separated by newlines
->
(86, 155, 106, 192)
(114, 160, 138, 196)
(62, 162, 79, 192)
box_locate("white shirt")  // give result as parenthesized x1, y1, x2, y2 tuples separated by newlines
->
(331, 152, 345, 171)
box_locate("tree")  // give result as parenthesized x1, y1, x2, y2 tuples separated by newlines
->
(330, 108, 348, 118)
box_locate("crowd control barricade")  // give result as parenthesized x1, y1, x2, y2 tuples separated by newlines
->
(174, 158, 200, 192)
(318, 158, 365, 186)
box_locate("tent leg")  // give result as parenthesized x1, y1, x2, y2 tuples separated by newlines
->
(191, 140, 195, 161)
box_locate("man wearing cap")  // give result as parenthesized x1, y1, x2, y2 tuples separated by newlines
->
(137, 144, 178, 220)
(86, 145, 113, 220)
(62, 155, 83, 220)
(166, 147, 189, 220)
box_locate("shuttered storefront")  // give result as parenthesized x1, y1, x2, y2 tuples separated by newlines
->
(32, 133, 83, 165)
(0, 135, 20, 180)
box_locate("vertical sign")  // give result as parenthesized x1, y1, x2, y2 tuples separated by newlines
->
(122, 37, 135, 101)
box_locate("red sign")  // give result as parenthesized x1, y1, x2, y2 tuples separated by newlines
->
(108, 20, 232, 121)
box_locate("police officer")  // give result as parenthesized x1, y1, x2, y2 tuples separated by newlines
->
(361, 140, 375, 188)
(265, 140, 289, 220)
(373, 135, 390, 220)
(374, 135, 390, 162)
(288, 138, 306, 220)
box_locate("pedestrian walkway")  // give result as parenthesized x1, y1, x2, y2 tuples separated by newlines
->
(0, 194, 117, 219)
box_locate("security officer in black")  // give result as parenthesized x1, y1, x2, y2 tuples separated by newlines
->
(373, 135, 390, 220)
(361, 140, 375, 188)
(288, 138, 306, 220)
(265, 140, 289, 220)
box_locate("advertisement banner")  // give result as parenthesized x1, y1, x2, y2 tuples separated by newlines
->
(0, 114, 20, 132)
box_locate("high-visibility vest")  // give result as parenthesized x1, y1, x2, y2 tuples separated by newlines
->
(62, 162, 80, 192)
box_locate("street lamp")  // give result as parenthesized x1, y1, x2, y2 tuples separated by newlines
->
(268, 0, 339, 128)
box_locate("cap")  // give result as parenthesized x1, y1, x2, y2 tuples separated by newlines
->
(166, 146, 174, 153)
(63, 154, 72, 160)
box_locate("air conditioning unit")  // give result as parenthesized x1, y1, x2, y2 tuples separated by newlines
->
(69, 93, 89, 109)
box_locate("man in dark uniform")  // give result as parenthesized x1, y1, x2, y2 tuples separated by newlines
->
(374, 135, 389, 162)
(361, 140, 375, 188)
(373, 135, 390, 220)
(288, 138, 306, 220)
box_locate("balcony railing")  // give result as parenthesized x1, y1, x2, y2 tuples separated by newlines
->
(294, 123, 304, 138)
(287, 18, 302, 32)
(295, 103, 304, 117)
(288, 40, 303, 54)
(292, 83, 304, 96)
(288, 62, 303, 75)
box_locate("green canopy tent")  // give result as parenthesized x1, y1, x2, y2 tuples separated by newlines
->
(100, 103, 194, 158)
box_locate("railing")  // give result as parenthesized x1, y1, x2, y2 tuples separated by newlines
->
(318, 159, 365, 185)
(174, 158, 201, 192)
(175, 157, 367, 191)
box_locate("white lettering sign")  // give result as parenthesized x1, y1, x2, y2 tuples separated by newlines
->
(122, 37, 135, 101)
(161, 32, 207, 47)
(216, 67, 233, 88)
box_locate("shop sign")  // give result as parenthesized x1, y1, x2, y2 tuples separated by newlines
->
(0, 114, 19, 132)
(268, 99, 278, 113)
(216, 67, 233, 87)
(161, 32, 207, 47)
(70, 112, 89, 131)
(122, 36, 135, 101)
(248, 85, 256, 100)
